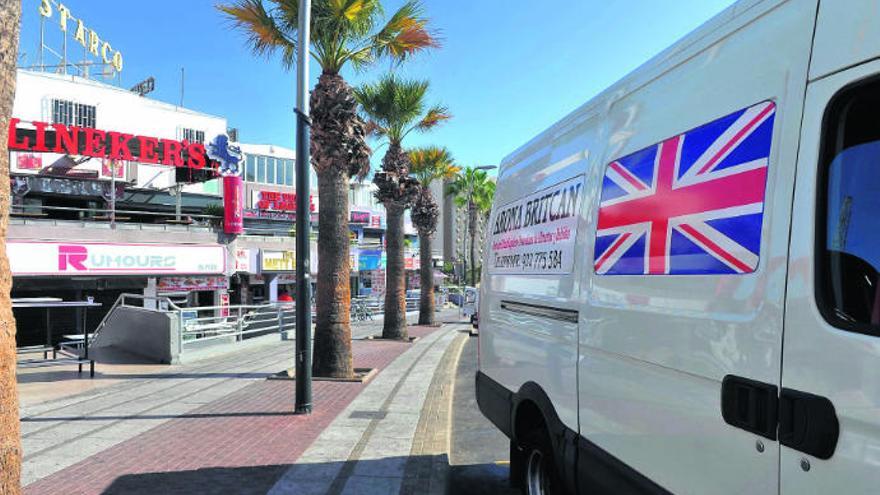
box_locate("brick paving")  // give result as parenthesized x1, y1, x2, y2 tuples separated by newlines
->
(23, 325, 443, 495)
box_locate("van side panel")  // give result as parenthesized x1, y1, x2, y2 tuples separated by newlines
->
(579, 1, 816, 493)
(810, 0, 880, 81)
(480, 111, 602, 437)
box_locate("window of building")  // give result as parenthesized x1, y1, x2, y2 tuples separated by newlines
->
(245, 155, 256, 182)
(267, 157, 276, 183)
(257, 156, 266, 183)
(818, 79, 880, 337)
(182, 128, 205, 144)
(285, 159, 294, 186)
(276, 159, 285, 185)
(51, 99, 96, 128)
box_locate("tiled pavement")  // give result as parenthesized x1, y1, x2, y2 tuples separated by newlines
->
(19, 316, 467, 495)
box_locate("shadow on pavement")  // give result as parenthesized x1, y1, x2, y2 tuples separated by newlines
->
(101, 464, 290, 495)
(21, 410, 300, 423)
(100, 455, 456, 495)
(449, 463, 519, 495)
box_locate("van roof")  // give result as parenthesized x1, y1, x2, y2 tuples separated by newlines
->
(499, 0, 779, 173)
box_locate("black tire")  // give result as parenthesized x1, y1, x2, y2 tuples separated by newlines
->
(518, 429, 563, 495)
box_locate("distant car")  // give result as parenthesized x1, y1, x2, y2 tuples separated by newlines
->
(446, 287, 464, 306)
(461, 287, 478, 322)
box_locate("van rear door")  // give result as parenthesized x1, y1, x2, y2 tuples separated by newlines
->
(782, 62, 880, 493)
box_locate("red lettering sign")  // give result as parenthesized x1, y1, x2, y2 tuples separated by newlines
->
(7, 119, 212, 173)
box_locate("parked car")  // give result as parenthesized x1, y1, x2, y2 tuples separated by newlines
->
(477, 2, 880, 494)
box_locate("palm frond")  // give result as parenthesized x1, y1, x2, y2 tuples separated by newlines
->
(218, 0, 297, 68)
(372, 1, 439, 63)
(355, 74, 433, 143)
(408, 146, 457, 187)
(415, 105, 451, 133)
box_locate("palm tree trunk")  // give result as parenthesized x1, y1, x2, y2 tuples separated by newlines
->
(383, 202, 408, 339)
(0, 1, 21, 491)
(312, 168, 354, 378)
(418, 232, 434, 325)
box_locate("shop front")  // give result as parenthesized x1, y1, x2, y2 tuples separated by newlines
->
(9, 240, 227, 346)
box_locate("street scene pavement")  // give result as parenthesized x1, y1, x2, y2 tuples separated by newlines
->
(17, 309, 484, 494)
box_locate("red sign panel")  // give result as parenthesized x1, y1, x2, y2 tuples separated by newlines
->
(224, 175, 244, 234)
(253, 190, 315, 212)
(16, 153, 42, 170)
(7, 118, 210, 171)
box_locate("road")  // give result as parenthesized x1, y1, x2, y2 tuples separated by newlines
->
(449, 336, 519, 495)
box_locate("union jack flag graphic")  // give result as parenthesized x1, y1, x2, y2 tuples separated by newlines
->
(593, 101, 775, 275)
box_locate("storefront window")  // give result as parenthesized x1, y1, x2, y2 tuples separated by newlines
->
(257, 156, 266, 183)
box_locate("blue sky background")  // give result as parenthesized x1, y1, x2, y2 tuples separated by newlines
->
(18, 0, 735, 171)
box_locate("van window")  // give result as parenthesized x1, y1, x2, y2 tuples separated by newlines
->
(818, 80, 880, 336)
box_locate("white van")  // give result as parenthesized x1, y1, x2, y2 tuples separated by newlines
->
(477, 1, 880, 494)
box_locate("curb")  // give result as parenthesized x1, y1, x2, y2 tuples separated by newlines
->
(400, 330, 469, 495)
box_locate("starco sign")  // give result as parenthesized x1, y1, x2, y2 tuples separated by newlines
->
(39, 0, 124, 73)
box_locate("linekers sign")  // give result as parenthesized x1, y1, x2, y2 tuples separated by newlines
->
(7, 119, 209, 170)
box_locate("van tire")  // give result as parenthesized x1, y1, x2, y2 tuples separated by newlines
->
(519, 428, 563, 495)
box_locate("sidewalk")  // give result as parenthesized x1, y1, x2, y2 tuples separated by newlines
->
(19, 314, 470, 495)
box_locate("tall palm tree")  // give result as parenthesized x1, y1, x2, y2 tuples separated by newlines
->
(355, 76, 449, 339)
(0, 1, 21, 491)
(447, 167, 496, 286)
(219, 0, 438, 377)
(408, 146, 458, 325)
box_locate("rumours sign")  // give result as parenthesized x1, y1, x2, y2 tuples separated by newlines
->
(39, 0, 124, 72)
(7, 119, 209, 170)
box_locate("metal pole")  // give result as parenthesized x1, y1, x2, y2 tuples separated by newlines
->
(110, 160, 116, 229)
(39, 16, 44, 72)
(294, 0, 313, 414)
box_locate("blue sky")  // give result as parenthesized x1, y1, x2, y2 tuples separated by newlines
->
(18, 0, 735, 171)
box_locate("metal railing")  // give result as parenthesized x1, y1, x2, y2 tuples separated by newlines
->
(93, 293, 297, 356)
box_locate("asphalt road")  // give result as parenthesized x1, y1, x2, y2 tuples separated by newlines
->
(449, 336, 519, 495)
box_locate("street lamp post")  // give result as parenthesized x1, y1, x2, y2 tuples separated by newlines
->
(294, 0, 313, 415)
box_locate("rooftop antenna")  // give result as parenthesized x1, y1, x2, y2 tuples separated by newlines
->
(179, 67, 185, 107)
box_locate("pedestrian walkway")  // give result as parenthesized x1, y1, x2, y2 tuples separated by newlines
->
(19, 312, 471, 495)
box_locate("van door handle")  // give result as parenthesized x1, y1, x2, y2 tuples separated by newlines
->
(721, 375, 779, 440)
(778, 388, 839, 459)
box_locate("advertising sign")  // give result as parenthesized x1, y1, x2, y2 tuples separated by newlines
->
(100, 159, 126, 180)
(350, 211, 370, 224)
(488, 175, 584, 275)
(15, 153, 42, 171)
(358, 250, 384, 271)
(158, 276, 228, 292)
(251, 191, 316, 212)
(223, 175, 244, 234)
(233, 248, 251, 273)
(8, 119, 209, 170)
(261, 250, 295, 272)
(8, 241, 226, 276)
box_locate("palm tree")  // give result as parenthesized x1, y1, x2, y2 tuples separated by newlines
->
(0, 1, 21, 491)
(219, 0, 438, 377)
(447, 167, 496, 286)
(355, 76, 449, 339)
(408, 146, 458, 325)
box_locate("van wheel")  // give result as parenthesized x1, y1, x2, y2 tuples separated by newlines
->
(519, 430, 561, 495)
